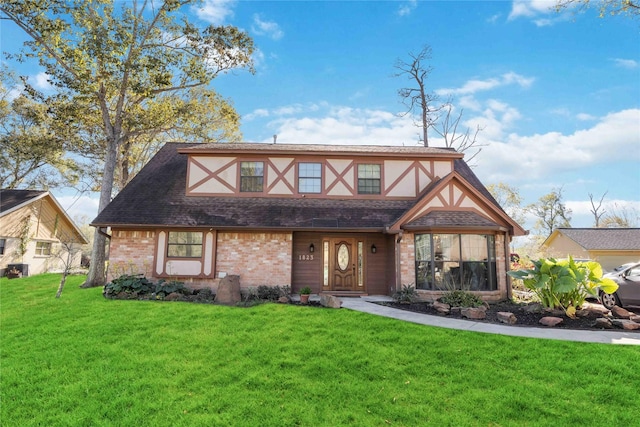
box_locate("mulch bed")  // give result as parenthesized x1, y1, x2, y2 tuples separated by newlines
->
(379, 300, 640, 332)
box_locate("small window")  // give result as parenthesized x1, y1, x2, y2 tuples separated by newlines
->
(0, 238, 5, 255)
(167, 232, 203, 258)
(35, 241, 52, 256)
(357, 164, 381, 194)
(298, 162, 322, 193)
(240, 161, 264, 192)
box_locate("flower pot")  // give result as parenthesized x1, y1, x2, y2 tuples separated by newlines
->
(300, 294, 310, 304)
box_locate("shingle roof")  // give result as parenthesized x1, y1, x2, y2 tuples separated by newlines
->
(405, 211, 503, 229)
(92, 143, 513, 233)
(91, 143, 414, 230)
(555, 228, 640, 250)
(0, 190, 47, 214)
(179, 142, 462, 158)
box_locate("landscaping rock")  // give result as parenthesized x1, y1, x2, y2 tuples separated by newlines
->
(592, 318, 613, 329)
(165, 292, 181, 301)
(630, 314, 640, 323)
(319, 294, 342, 309)
(522, 303, 544, 313)
(581, 302, 609, 316)
(433, 301, 450, 314)
(611, 319, 640, 330)
(539, 316, 563, 327)
(449, 306, 461, 316)
(611, 306, 632, 319)
(497, 311, 517, 325)
(461, 307, 486, 320)
(215, 274, 241, 305)
(278, 296, 290, 304)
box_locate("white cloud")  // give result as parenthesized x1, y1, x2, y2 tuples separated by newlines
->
(261, 105, 418, 145)
(56, 194, 100, 223)
(475, 108, 640, 183)
(436, 72, 534, 96)
(397, 0, 417, 17)
(508, 0, 555, 20)
(576, 112, 596, 121)
(611, 58, 639, 69)
(27, 72, 54, 91)
(252, 14, 284, 40)
(193, 0, 236, 25)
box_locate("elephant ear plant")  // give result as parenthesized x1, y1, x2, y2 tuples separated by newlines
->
(507, 257, 618, 318)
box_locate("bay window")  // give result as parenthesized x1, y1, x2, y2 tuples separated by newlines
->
(415, 233, 497, 291)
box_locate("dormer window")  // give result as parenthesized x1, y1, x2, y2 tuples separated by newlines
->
(298, 162, 322, 193)
(240, 161, 264, 192)
(357, 164, 381, 195)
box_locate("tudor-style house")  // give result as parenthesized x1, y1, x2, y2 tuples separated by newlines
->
(92, 143, 526, 301)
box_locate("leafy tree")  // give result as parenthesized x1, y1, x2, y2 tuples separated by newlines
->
(1, 0, 254, 287)
(487, 182, 525, 225)
(528, 187, 572, 236)
(555, 0, 640, 19)
(0, 71, 80, 189)
(600, 203, 639, 227)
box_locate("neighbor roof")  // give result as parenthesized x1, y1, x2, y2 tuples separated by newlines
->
(547, 228, 640, 251)
(92, 143, 510, 233)
(0, 189, 48, 214)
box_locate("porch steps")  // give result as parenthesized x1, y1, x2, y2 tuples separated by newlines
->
(320, 291, 369, 297)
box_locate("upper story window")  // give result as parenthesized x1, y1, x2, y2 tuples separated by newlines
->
(240, 161, 264, 192)
(167, 232, 203, 258)
(298, 162, 322, 193)
(357, 164, 381, 194)
(35, 241, 52, 256)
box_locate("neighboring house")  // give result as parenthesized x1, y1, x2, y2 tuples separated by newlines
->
(0, 190, 89, 277)
(92, 143, 526, 301)
(542, 228, 640, 271)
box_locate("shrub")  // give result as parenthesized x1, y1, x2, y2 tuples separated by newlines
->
(507, 256, 619, 317)
(154, 279, 186, 297)
(103, 274, 155, 297)
(393, 284, 417, 304)
(255, 285, 291, 301)
(440, 290, 484, 308)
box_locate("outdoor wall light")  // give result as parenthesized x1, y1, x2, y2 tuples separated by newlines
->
(371, 244, 377, 254)
(309, 243, 315, 253)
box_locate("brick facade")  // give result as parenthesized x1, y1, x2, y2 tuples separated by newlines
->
(215, 232, 292, 287)
(108, 230, 156, 279)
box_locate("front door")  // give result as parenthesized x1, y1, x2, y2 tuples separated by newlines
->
(331, 238, 357, 291)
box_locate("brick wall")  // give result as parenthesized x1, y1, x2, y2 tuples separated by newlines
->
(399, 232, 416, 287)
(108, 230, 156, 279)
(216, 232, 292, 287)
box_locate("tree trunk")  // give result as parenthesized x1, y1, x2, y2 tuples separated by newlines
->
(81, 136, 119, 288)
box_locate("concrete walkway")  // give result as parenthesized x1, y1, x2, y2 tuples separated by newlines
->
(338, 296, 640, 346)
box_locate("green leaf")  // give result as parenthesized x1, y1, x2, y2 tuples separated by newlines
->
(598, 278, 619, 294)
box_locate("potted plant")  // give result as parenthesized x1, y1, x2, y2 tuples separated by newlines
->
(299, 286, 312, 304)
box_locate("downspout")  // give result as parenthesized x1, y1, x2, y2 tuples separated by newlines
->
(97, 227, 112, 239)
(504, 233, 512, 301)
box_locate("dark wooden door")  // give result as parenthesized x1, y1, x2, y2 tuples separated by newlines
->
(332, 239, 356, 291)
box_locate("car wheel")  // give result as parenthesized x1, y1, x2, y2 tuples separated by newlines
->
(600, 291, 620, 310)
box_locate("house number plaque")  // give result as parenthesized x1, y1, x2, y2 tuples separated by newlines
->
(298, 254, 314, 261)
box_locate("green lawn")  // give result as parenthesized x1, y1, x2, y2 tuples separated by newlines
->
(1, 274, 639, 426)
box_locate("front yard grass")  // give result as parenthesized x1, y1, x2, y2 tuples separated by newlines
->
(1, 274, 639, 426)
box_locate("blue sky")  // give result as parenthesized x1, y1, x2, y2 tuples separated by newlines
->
(2, 0, 639, 233)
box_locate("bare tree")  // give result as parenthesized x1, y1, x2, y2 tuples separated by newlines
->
(394, 45, 446, 147)
(432, 104, 485, 164)
(589, 191, 608, 227)
(54, 231, 84, 298)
